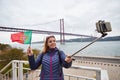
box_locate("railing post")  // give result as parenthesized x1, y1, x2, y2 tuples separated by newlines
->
(69, 76, 70, 80)
(18, 62, 23, 80)
(12, 61, 17, 80)
(0, 73, 2, 80)
(1, 74, 4, 80)
(96, 70, 101, 80)
(7, 73, 9, 80)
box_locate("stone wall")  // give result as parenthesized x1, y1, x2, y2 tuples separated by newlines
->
(64, 56, 120, 80)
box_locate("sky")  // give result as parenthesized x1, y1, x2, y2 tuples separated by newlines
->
(0, 0, 120, 44)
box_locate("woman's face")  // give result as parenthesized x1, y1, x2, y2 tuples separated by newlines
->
(47, 37, 56, 49)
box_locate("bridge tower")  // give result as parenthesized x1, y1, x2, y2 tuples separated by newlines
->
(60, 19, 65, 44)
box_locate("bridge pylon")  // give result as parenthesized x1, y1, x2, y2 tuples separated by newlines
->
(60, 19, 65, 44)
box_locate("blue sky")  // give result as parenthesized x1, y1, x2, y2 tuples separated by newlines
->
(0, 0, 120, 44)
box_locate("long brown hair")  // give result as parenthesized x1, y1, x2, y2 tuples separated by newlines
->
(42, 35, 55, 53)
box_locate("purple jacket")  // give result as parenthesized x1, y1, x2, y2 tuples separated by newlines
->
(28, 47, 72, 80)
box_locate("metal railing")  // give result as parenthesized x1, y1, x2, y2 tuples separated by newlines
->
(0, 60, 109, 80)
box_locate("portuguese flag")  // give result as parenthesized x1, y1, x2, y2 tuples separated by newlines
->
(11, 30, 32, 44)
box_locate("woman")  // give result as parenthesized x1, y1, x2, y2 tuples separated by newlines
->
(27, 35, 72, 80)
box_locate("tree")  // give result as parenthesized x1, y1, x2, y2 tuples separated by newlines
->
(0, 43, 40, 70)
(32, 49, 40, 58)
(0, 48, 25, 69)
(0, 43, 11, 51)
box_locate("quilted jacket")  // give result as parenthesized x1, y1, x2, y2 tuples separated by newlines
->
(28, 47, 72, 80)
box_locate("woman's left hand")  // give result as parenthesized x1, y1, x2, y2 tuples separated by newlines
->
(65, 56, 72, 63)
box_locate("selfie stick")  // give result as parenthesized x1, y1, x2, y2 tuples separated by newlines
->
(70, 32, 107, 57)
(69, 20, 112, 58)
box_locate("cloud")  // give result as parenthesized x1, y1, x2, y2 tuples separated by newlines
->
(0, 0, 120, 43)
(63, 0, 120, 36)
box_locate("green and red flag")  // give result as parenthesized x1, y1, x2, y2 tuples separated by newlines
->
(11, 30, 32, 44)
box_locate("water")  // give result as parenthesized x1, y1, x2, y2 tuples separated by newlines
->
(58, 41, 120, 57)
(10, 41, 120, 57)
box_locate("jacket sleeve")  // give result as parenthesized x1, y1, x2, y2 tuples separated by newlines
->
(28, 53, 42, 70)
(60, 51, 72, 68)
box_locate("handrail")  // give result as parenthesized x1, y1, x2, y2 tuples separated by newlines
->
(71, 65, 101, 71)
(65, 74, 96, 80)
(0, 60, 28, 73)
(0, 60, 109, 80)
(0, 61, 12, 73)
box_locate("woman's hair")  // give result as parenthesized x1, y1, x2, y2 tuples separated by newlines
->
(42, 35, 55, 53)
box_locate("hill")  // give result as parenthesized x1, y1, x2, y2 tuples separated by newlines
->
(32, 36, 120, 44)
(65, 36, 120, 42)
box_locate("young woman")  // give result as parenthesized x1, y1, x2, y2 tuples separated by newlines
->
(27, 35, 72, 80)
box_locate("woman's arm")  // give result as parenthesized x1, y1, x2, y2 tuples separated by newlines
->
(59, 51, 72, 68)
(28, 54, 43, 70)
(27, 47, 42, 70)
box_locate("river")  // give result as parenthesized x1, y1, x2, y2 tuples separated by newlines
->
(10, 41, 120, 57)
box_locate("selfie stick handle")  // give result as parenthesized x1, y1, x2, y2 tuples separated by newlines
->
(70, 33, 107, 57)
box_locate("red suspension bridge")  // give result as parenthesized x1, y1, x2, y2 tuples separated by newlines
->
(0, 19, 93, 44)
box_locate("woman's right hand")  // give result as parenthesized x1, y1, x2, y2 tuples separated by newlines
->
(27, 47, 33, 56)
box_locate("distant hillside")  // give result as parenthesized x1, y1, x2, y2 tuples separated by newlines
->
(65, 36, 120, 42)
(32, 36, 120, 44)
